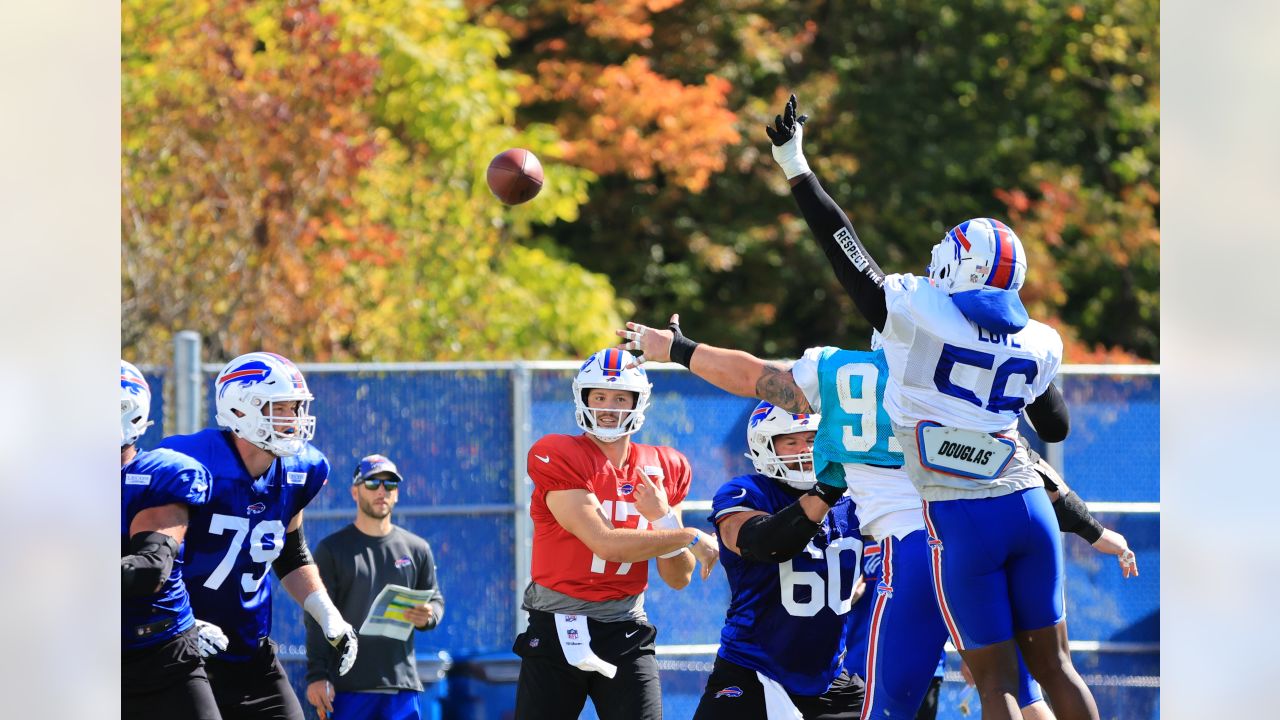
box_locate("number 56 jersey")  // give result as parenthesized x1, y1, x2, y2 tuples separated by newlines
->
(159, 428, 329, 662)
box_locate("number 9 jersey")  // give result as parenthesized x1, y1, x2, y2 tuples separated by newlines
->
(159, 428, 329, 662)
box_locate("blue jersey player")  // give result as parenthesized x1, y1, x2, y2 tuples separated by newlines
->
(692, 401, 865, 720)
(121, 359, 224, 720)
(159, 352, 358, 720)
(766, 94, 1099, 719)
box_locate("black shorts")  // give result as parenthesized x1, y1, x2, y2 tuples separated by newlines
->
(122, 625, 222, 720)
(513, 609, 662, 720)
(692, 655, 865, 720)
(204, 638, 305, 720)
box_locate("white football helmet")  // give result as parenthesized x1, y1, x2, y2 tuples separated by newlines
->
(121, 360, 154, 448)
(572, 348, 652, 443)
(745, 401, 821, 490)
(214, 352, 316, 457)
(926, 218, 1027, 295)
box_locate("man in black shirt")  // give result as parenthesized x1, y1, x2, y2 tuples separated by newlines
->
(304, 454, 446, 720)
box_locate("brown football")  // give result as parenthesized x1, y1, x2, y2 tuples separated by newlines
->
(486, 148, 544, 205)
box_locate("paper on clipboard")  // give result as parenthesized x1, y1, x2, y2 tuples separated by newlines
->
(358, 584, 438, 641)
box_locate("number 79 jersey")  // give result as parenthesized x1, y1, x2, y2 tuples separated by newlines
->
(158, 428, 329, 662)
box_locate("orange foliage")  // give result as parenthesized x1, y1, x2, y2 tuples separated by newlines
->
(123, 0, 397, 361)
(526, 57, 739, 191)
(470, 0, 739, 194)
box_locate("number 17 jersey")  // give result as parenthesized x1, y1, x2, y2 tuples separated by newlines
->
(158, 428, 329, 662)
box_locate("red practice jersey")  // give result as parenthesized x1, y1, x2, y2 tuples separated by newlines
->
(527, 433, 692, 602)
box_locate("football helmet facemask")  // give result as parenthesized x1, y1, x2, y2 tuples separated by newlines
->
(121, 360, 154, 448)
(745, 401, 821, 490)
(214, 352, 316, 457)
(572, 348, 652, 443)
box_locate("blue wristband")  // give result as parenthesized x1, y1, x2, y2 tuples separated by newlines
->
(688, 533, 700, 548)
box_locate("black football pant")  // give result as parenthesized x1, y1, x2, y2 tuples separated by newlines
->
(692, 655, 865, 720)
(122, 625, 222, 720)
(513, 609, 663, 720)
(204, 638, 305, 720)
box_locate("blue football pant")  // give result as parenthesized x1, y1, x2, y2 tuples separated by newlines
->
(921, 489, 1065, 650)
(331, 690, 421, 720)
(856, 529, 1043, 719)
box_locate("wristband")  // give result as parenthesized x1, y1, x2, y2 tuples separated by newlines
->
(303, 590, 347, 639)
(658, 524, 696, 559)
(669, 334, 700, 368)
(652, 510, 681, 530)
(771, 130, 812, 179)
(806, 482, 846, 507)
(688, 533, 701, 548)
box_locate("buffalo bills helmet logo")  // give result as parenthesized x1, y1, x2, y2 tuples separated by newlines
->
(217, 360, 273, 399)
(394, 556, 413, 569)
(121, 370, 148, 396)
(748, 402, 775, 428)
(246, 502, 267, 514)
(619, 483, 635, 495)
(714, 687, 743, 699)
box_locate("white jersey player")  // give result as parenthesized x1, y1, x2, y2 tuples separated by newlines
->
(762, 93, 1100, 720)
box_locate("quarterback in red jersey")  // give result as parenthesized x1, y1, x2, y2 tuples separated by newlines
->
(513, 347, 719, 720)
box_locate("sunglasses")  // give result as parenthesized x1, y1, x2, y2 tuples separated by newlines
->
(359, 478, 400, 491)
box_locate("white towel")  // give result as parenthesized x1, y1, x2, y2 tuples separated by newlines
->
(755, 671, 804, 720)
(554, 613, 618, 679)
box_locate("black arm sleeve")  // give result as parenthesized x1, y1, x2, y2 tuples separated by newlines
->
(271, 526, 314, 579)
(121, 531, 178, 598)
(790, 173, 889, 330)
(1053, 492, 1104, 544)
(1025, 383, 1070, 443)
(735, 502, 822, 564)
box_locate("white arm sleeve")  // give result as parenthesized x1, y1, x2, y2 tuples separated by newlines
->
(790, 346, 828, 412)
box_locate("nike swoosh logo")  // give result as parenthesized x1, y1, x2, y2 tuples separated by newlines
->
(534, 454, 550, 463)
(731, 488, 747, 499)
(625, 629, 640, 638)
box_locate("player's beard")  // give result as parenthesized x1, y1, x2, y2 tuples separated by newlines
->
(359, 495, 392, 520)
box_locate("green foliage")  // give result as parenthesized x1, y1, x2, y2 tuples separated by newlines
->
(123, 0, 622, 364)
(498, 0, 1159, 361)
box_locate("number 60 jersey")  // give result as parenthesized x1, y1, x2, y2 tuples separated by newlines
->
(159, 428, 329, 662)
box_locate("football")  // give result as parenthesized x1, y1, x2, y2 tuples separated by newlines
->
(486, 148, 544, 205)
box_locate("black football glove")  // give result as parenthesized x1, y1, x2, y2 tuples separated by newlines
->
(765, 94, 809, 147)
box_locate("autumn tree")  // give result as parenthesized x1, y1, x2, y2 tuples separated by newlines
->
(123, 0, 622, 364)
(472, 0, 1159, 361)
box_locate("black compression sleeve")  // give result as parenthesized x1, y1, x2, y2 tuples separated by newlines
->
(121, 531, 179, 598)
(735, 502, 822, 563)
(272, 526, 314, 578)
(1025, 383, 1070, 442)
(790, 173, 889, 330)
(1053, 492, 1104, 544)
